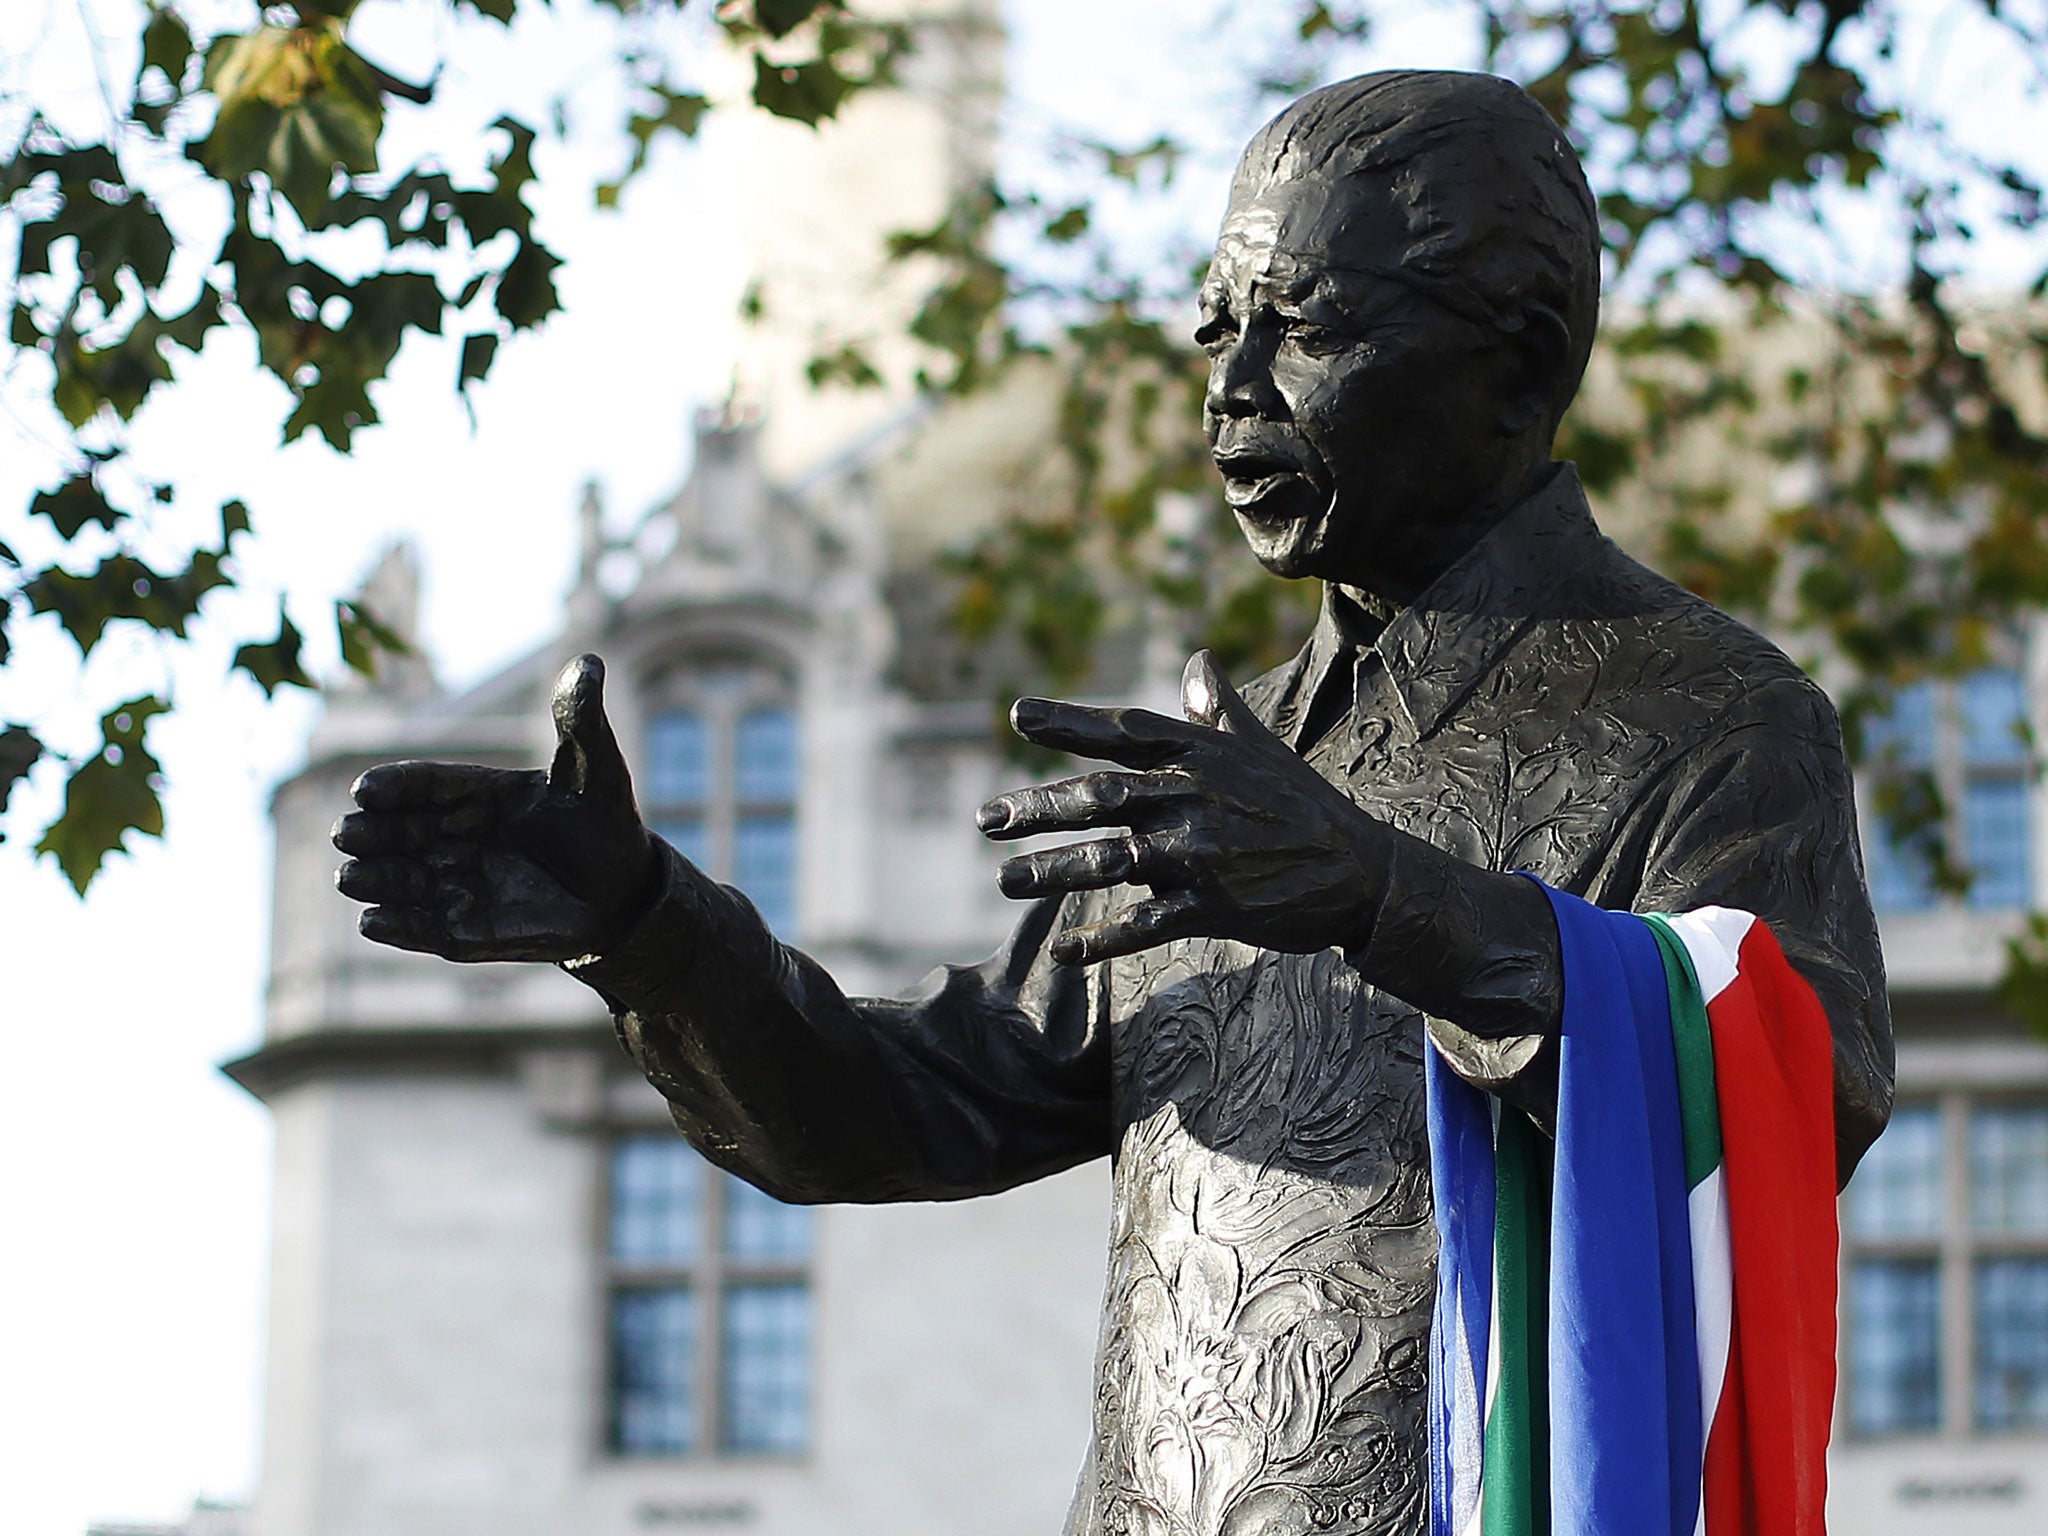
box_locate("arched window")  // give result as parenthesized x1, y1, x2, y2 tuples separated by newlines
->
(644, 664, 799, 935)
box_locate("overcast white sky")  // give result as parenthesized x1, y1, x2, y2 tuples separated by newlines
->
(0, 2, 2042, 1532)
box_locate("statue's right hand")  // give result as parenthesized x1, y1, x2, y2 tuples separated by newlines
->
(332, 653, 662, 963)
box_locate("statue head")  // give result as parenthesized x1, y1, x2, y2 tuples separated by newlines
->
(1199, 70, 1601, 593)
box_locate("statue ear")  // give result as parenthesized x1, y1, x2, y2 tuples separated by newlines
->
(1497, 302, 1571, 439)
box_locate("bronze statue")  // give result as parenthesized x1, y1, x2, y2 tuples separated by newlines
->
(334, 70, 1891, 1535)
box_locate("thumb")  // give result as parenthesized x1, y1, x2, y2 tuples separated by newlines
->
(547, 653, 633, 803)
(1181, 649, 1263, 736)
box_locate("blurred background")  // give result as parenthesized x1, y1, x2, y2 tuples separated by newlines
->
(4, 1, 2048, 1533)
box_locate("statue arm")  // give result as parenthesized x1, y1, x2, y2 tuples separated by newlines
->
(1619, 698, 1895, 1186)
(562, 841, 1114, 1204)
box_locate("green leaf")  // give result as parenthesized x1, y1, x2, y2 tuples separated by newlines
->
(757, 0, 829, 39)
(497, 240, 562, 329)
(611, 88, 713, 194)
(0, 725, 43, 835)
(459, 331, 498, 390)
(25, 549, 230, 655)
(806, 342, 882, 389)
(221, 499, 252, 541)
(234, 611, 312, 696)
(35, 697, 168, 893)
(1043, 205, 1089, 243)
(461, 0, 518, 23)
(32, 476, 121, 539)
(751, 54, 856, 127)
(337, 597, 411, 677)
(194, 25, 383, 219)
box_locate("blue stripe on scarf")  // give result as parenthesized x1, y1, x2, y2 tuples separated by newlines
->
(1426, 885, 1704, 1536)
(1546, 888, 1702, 1536)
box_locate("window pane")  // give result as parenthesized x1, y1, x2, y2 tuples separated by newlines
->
(1845, 1103, 1944, 1239)
(1868, 830, 1939, 913)
(611, 1286, 695, 1454)
(1971, 1103, 2048, 1234)
(647, 712, 709, 809)
(1963, 777, 2031, 909)
(610, 1139, 703, 1266)
(1961, 669, 2029, 766)
(1847, 1259, 1942, 1435)
(721, 1282, 812, 1453)
(1869, 682, 1938, 768)
(652, 817, 708, 870)
(1975, 1257, 2048, 1431)
(724, 1177, 814, 1263)
(736, 708, 797, 803)
(735, 815, 796, 934)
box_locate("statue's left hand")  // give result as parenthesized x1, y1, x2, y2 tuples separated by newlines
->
(978, 650, 1387, 965)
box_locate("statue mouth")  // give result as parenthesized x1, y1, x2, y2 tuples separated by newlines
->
(1216, 450, 1314, 519)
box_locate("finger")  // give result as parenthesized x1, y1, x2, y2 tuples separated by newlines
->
(548, 653, 635, 804)
(1181, 649, 1264, 736)
(358, 904, 460, 957)
(976, 770, 1187, 840)
(351, 760, 512, 813)
(1049, 890, 1205, 965)
(998, 835, 1140, 899)
(332, 806, 495, 857)
(335, 857, 437, 907)
(1008, 697, 1203, 769)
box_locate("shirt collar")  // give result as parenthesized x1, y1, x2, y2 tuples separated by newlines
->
(1280, 462, 1599, 744)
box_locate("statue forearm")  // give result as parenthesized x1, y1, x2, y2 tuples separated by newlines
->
(1342, 827, 1564, 1128)
(564, 843, 1114, 1202)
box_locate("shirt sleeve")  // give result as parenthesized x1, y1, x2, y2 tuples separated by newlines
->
(1599, 674, 1895, 1186)
(561, 841, 1114, 1203)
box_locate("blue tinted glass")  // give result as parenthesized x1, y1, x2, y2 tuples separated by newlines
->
(1848, 1259, 1942, 1435)
(611, 1286, 695, 1454)
(1868, 682, 1938, 768)
(610, 1139, 703, 1266)
(735, 816, 796, 933)
(724, 1177, 814, 1263)
(653, 817, 708, 869)
(1846, 1103, 1943, 1239)
(720, 1282, 811, 1453)
(1972, 1104, 2048, 1234)
(735, 709, 797, 803)
(647, 712, 709, 808)
(1962, 669, 2029, 766)
(1964, 778, 2031, 909)
(1975, 1257, 2048, 1431)
(1868, 827, 1939, 913)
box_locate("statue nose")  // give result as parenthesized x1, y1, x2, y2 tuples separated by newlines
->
(1206, 336, 1281, 419)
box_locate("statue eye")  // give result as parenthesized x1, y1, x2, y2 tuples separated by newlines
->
(1284, 321, 1350, 356)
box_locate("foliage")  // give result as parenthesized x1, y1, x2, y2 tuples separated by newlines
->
(7, 0, 2048, 1003)
(1, 0, 907, 888)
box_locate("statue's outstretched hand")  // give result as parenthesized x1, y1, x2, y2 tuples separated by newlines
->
(978, 649, 1388, 966)
(333, 654, 661, 963)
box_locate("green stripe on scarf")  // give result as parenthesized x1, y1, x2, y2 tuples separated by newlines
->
(1483, 1105, 1553, 1536)
(1644, 915, 1723, 1187)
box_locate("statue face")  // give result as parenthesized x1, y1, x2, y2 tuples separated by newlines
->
(1198, 175, 1527, 591)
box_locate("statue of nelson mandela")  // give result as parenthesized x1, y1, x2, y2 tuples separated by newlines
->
(334, 70, 1892, 1536)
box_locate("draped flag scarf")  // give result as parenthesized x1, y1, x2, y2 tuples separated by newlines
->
(1426, 886, 1839, 1536)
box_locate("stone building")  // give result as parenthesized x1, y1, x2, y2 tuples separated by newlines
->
(227, 5, 2048, 1530)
